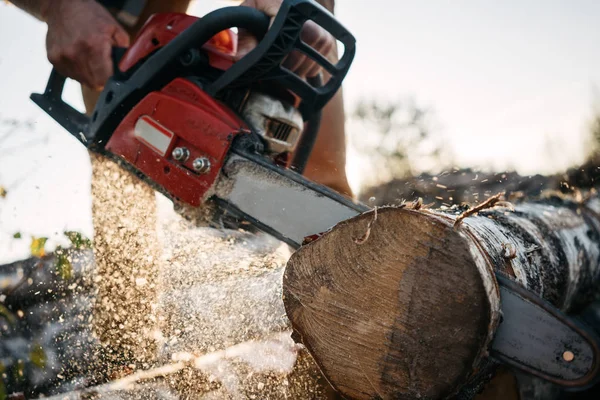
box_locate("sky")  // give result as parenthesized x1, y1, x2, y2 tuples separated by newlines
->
(1, 0, 600, 263)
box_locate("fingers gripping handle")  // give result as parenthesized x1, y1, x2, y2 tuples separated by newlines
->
(29, 47, 128, 146)
(111, 47, 129, 79)
(206, 0, 356, 121)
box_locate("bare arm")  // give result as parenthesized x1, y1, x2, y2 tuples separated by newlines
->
(7, 0, 52, 21)
(8, 0, 130, 90)
(316, 0, 334, 12)
(297, 0, 352, 197)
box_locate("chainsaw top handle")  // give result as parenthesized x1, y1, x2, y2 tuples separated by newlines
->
(30, 0, 355, 151)
(206, 0, 356, 120)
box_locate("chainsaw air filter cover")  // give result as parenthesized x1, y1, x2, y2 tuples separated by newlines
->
(241, 92, 304, 154)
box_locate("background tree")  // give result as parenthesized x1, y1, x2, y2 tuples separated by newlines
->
(347, 98, 454, 188)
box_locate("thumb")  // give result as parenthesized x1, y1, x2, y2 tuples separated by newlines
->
(234, 29, 259, 62)
(112, 25, 131, 48)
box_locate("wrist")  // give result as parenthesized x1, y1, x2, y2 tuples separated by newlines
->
(316, 0, 335, 13)
(42, 0, 87, 22)
(39, 0, 55, 21)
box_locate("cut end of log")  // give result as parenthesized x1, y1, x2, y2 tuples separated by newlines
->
(283, 207, 498, 399)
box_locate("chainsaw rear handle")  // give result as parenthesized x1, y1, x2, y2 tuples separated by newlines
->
(30, 47, 127, 141)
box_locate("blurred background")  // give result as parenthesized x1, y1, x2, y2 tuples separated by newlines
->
(2, 0, 600, 264)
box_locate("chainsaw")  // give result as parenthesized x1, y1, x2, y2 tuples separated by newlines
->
(30, 0, 599, 395)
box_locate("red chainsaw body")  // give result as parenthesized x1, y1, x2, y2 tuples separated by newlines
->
(106, 13, 248, 206)
(119, 13, 238, 72)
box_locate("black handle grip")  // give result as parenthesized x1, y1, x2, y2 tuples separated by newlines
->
(29, 47, 128, 146)
(30, 69, 90, 141)
(111, 46, 128, 78)
(206, 0, 356, 120)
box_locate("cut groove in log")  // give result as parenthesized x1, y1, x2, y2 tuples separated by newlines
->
(283, 193, 600, 400)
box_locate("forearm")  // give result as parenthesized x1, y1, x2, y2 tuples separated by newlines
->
(316, 0, 334, 13)
(8, 0, 54, 21)
(316, 0, 337, 61)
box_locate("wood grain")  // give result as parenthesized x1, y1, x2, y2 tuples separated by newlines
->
(284, 207, 496, 399)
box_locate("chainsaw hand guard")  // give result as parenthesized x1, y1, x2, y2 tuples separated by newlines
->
(29, 47, 127, 143)
(206, 0, 356, 120)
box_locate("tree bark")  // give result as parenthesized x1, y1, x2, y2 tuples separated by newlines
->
(283, 191, 600, 400)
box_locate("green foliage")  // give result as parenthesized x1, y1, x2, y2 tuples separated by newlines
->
(29, 343, 47, 369)
(64, 231, 92, 249)
(0, 363, 5, 400)
(585, 87, 600, 161)
(12, 232, 21, 239)
(54, 231, 91, 280)
(588, 108, 600, 159)
(591, 114, 600, 146)
(54, 246, 73, 280)
(12, 360, 24, 385)
(29, 237, 48, 258)
(0, 304, 17, 328)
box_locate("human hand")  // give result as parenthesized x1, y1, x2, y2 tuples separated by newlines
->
(45, 0, 130, 90)
(236, 0, 336, 78)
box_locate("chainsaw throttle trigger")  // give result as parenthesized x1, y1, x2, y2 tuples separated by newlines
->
(206, 0, 356, 121)
(111, 47, 129, 80)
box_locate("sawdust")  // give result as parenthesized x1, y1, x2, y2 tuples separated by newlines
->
(89, 153, 161, 375)
(171, 198, 220, 228)
(78, 153, 332, 398)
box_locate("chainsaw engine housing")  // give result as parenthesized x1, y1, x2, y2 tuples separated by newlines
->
(104, 13, 305, 205)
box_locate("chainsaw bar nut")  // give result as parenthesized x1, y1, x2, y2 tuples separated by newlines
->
(172, 147, 190, 162)
(193, 157, 211, 174)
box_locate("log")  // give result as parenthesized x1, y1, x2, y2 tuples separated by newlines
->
(283, 191, 600, 399)
(360, 156, 600, 210)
